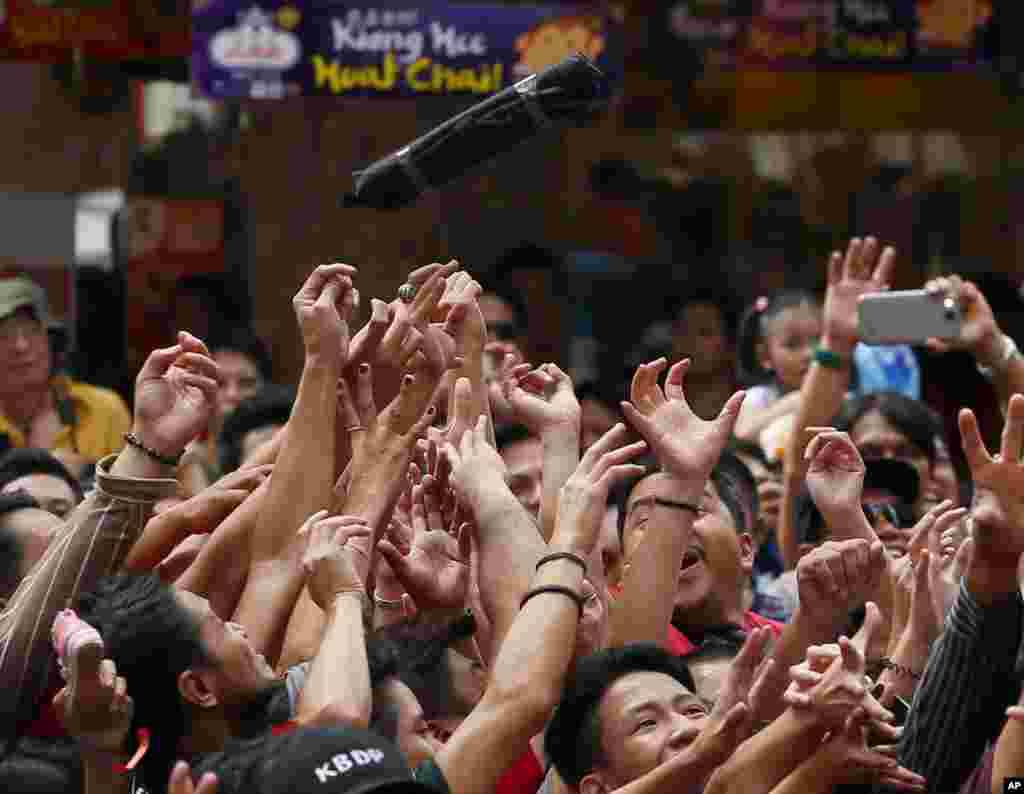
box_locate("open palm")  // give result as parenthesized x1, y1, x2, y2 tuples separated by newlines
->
(822, 237, 896, 350)
(805, 430, 866, 521)
(381, 528, 469, 611)
(621, 358, 744, 483)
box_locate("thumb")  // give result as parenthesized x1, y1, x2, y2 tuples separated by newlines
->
(138, 343, 184, 381)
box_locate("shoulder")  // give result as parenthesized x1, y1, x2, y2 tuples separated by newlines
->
(63, 378, 130, 416)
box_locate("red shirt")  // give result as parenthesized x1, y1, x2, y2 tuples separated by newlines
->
(495, 747, 545, 794)
(666, 611, 784, 657)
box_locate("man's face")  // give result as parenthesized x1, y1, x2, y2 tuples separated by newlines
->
(0, 308, 51, 392)
(380, 678, 443, 768)
(599, 504, 623, 589)
(622, 473, 752, 631)
(587, 671, 709, 790)
(1, 506, 62, 579)
(214, 351, 265, 421)
(2, 474, 78, 519)
(851, 411, 931, 517)
(175, 589, 278, 705)
(500, 437, 543, 519)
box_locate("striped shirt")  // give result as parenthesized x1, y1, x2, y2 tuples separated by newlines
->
(0, 454, 178, 756)
(889, 581, 1023, 793)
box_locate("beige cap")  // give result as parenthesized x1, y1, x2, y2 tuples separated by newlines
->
(0, 276, 49, 324)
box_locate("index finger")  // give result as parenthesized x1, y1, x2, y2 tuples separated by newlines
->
(297, 263, 358, 301)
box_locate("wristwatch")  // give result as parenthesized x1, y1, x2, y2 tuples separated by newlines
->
(977, 334, 1020, 380)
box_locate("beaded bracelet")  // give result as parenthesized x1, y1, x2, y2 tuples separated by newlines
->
(124, 432, 183, 467)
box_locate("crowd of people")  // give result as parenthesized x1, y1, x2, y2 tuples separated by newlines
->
(0, 237, 1023, 794)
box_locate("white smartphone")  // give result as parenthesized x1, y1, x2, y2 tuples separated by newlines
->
(857, 290, 963, 345)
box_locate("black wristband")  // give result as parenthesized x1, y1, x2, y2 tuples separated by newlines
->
(536, 552, 588, 575)
(520, 585, 585, 617)
(123, 432, 183, 467)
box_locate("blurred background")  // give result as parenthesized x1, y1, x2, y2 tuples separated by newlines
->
(0, 0, 1021, 434)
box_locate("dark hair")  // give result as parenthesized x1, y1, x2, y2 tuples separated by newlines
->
(175, 275, 246, 331)
(366, 634, 402, 744)
(0, 737, 81, 793)
(494, 423, 535, 455)
(833, 392, 939, 464)
(736, 290, 819, 387)
(77, 574, 211, 793)
(727, 437, 781, 475)
(218, 385, 295, 473)
(715, 451, 758, 535)
(0, 524, 21, 602)
(478, 282, 528, 334)
(667, 288, 740, 342)
(210, 327, 273, 383)
(545, 644, 696, 787)
(378, 613, 477, 720)
(793, 486, 827, 546)
(0, 448, 83, 503)
(576, 380, 622, 419)
(0, 489, 42, 522)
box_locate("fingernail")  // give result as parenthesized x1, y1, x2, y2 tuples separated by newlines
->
(359, 363, 370, 373)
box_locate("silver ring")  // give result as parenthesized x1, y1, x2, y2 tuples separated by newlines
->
(398, 283, 417, 303)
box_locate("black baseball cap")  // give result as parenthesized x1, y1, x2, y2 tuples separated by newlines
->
(197, 726, 436, 794)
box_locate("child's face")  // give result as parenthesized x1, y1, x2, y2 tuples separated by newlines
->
(760, 303, 821, 391)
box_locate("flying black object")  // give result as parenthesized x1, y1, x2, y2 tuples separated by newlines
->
(342, 52, 611, 210)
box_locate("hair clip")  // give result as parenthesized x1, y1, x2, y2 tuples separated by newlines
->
(754, 296, 769, 313)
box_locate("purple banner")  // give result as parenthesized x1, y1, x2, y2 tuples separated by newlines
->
(191, 1, 621, 99)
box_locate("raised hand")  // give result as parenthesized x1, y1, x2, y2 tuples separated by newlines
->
(444, 414, 509, 509)
(804, 428, 867, 527)
(814, 708, 926, 792)
(301, 511, 372, 609)
(701, 627, 773, 748)
(133, 332, 223, 457)
(502, 363, 581, 435)
(796, 539, 886, 638)
(552, 423, 647, 557)
(169, 762, 219, 794)
(292, 263, 359, 359)
(784, 602, 894, 729)
(927, 512, 970, 627)
(485, 342, 526, 424)
(378, 477, 471, 611)
(53, 655, 132, 755)
(959, 395, 1024, 562)
(924, 274, 1002, 363)
(621, 358, 745, 485)
(822, 237, 897, 354)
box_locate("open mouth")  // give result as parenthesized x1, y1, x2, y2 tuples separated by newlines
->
(679, 547, 703, 574)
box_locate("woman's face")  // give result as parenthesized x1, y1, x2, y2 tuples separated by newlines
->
(850, 410, 932, 517)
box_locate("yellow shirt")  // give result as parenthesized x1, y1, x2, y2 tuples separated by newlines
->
(0, 376, 132, 463)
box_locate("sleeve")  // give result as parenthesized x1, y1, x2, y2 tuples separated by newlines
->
(0, 454, 178, 755)
(891, 581, 1023, 794)
(285, 662, 311, 715)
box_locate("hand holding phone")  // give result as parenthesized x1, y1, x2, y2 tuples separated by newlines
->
(858, 289, 963, 346)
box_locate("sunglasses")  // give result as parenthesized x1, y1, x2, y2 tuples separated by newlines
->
(489, 321, 521, 341)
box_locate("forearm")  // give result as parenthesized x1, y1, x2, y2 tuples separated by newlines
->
(176, 481, 267, 617)
(609, 510, 696, 649)
(121, 511, 190, 572)
(617, 742, 733, 794)
(764, 752, 838, 794)
(706, 709, 828, 794)
(242, 425, 286, 469)
(878, 632, 931, 705)
(975, 331, 1024, 417)
(249, 356, 339, 564)
(278, 588, 327, 672)
(539, 427, 580, 543)
(781, 350, 852, 569)
(0, 453, 176, 750)
(468, 485, 546, 654)
(295, 594, 370, 728)
(438, 557, 584, 794)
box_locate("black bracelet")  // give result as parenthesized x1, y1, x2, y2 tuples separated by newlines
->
(888, 661, 922, 682)
(123, 432, 183, 467)
(520, 585, 585, 617)
(536, 552, 588, 575)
